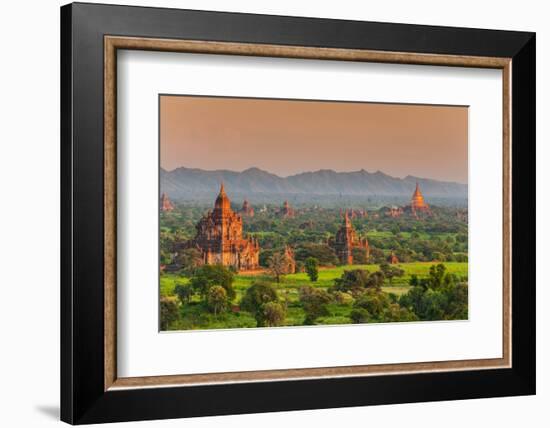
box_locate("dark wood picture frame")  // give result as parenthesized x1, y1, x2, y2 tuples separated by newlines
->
(61, 2, 535, 424)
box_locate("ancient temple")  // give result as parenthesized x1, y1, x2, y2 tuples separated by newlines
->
(387, 251, 400, 264)
(406, 182, 432, 217)
(385, 206, 404, 218)
(283, 245, 296, 274)
(345, 209, 368, 219)
(329, 211, 369, 265)
(279, 200, 296, 218)
(241, 199, 255, 217)
(183, 184, 260, 270)
(160, 192, 175, 212)
(353, 209, 368, 219)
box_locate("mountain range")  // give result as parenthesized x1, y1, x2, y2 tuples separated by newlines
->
(160, 167, 467, 204)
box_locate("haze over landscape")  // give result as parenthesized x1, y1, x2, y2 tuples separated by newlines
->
(160, 166, 467, 205)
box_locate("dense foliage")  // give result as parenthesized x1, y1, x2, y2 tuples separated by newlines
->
(159, 203, 468, 330)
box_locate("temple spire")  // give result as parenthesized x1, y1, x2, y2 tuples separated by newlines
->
(330, 209, 369, 265)
(344, 210, 351, 227)
(279, 200, 295, 218)
(214, 182, 231, 211)
(408, 181, 432, 216)
(413, 181, 421, 196)
(411, 182, 425, 206)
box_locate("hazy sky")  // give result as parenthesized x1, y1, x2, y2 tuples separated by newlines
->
(160, 95, 468, 183)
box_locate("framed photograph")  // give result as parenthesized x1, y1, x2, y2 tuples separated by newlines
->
(61, 2, 535, 424)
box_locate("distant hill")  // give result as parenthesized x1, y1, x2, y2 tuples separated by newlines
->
(161, 167, 467, 205)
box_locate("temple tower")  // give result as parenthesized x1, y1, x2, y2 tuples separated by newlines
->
(388, 251, 400, 264)
(183, 183, 260, 270)
(241, 199, 255, 217)
(160, 192, 175, 212)
(411, 182, 427, 209)
(329, 210, 369, 265)
(279, 200, 296, 218)
(409, 182, 432, 217)
(283, 245, 296, 274)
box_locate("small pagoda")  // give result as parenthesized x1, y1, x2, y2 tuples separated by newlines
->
(387, 251, 400, 264)
(279, 200, 296, 218)
(160, 192, 175, 212)
(241, 199, 255, 217)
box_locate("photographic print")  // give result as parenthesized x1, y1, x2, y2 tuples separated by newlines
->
(159, 95, 469, 331)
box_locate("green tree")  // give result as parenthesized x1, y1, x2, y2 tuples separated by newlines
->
(444, 282, 468, 319)
(399, 286, 428, 317)
(348, 288, 419, 324)
(398, 271, 468, 322)
(350, 308, 371, 324)
(174, 283, 194, 304)
(420, 289, 447, 320)
(333, 269, 370, 293)
(384, 303, 418, 322)
(368, 247, 386, 264)
(299, 286, 332, 325)
(454, 253, 468, 262)
(351, 247, 369, 264)
(268, 252, 288, 283)
(427, 263, 446, 289)
(262, 302, 286, 327)
(353, 289, 390, 321)
(241, 282, 279, 327)
(189, 264, 235, 299)
(295, 244, 339, 266)
(207, 285, 228, 316)
(456, 233, 467, 243)
(174, 248, 203, 275)
(365, 271, 385, 290)
(332, 291, 355, 306)
(160, 297, 179, 330)
(304, 257, 319, 282)
(380, 263, 405, 285)
(259, 248, 276, 267)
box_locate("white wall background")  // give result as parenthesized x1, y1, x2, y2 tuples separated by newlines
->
(0, 0, 546, 427)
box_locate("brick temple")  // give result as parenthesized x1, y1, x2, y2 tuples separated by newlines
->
(283, 245, 296, 274)
(183, 184, 260, 270)
(160, 192, 175, 212)
(279, 200, 296, 218)
(241, 199, 255, 217)
(329, 210, 370, 265)
(387, 251, 400, 264)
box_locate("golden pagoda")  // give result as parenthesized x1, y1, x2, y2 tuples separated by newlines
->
(411, 182, 427, 209)
(408, 182, 431, 217)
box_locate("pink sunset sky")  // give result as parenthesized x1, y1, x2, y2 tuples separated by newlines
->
(160, 95, 468, 183)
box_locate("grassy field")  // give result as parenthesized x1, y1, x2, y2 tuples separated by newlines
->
(161, 262, 468, 330)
